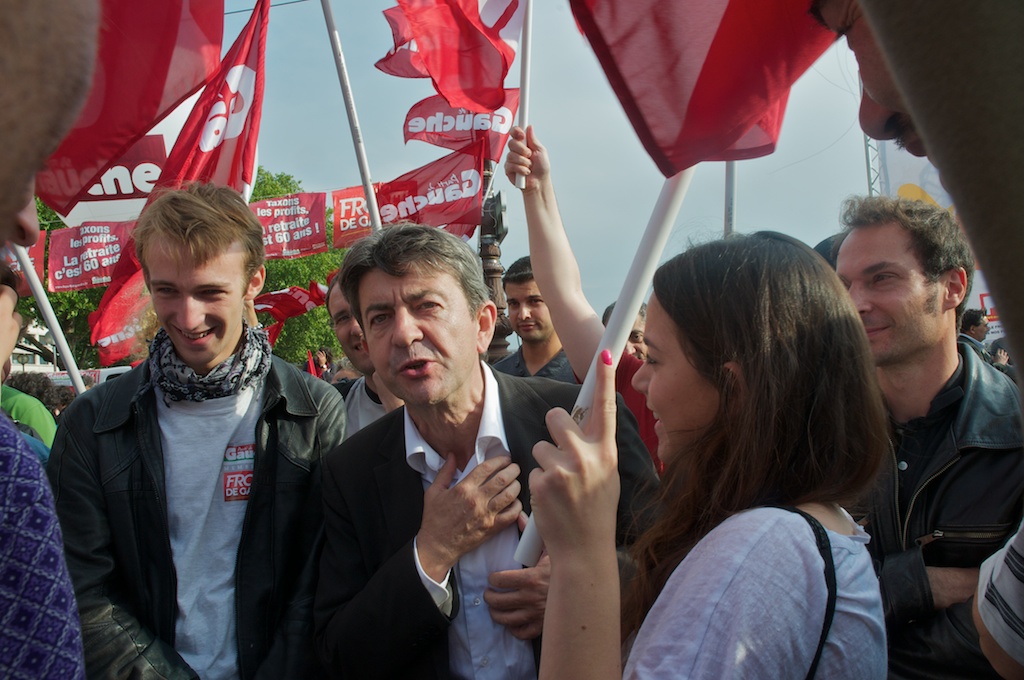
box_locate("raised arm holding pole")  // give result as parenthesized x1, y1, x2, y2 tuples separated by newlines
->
(508, 127, 694, 565)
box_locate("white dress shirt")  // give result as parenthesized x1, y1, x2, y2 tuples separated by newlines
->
(407, 363, 536, 680)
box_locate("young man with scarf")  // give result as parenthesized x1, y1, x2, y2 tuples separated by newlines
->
(48, 183, 346, 679)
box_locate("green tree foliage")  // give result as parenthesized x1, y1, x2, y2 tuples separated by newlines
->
(21, 166, 346, 370)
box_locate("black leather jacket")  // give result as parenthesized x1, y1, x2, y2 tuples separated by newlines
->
(864, 346, 1023, 679)
(48, 358, 346, 679)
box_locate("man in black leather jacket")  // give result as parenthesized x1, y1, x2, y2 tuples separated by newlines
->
(48, 184, 346, 679)
(836, 194, 1024, 679)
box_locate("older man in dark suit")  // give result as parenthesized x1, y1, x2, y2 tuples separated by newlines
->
(314, 224, 656, 680)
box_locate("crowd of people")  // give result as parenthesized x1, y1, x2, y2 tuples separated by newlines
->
(2, 0, 1024, 679)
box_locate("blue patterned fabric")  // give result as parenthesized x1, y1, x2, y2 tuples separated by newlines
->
(0, 416, 84, 679)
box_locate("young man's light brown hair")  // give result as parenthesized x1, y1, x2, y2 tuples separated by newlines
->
(134, 183, 266, 282)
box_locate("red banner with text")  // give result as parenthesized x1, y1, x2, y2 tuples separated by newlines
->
(47, 221, 135, 292)
(376, 141, 485, 237)
(250, 192, 328, 259)
(405, 89, 518, 160)
(332, 186, 374, 249)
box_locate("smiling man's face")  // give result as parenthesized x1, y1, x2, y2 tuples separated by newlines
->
(835, 222, 957, 368)
(147, 239, 265, 376)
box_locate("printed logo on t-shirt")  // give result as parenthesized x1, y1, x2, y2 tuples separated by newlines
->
(223, 443, 255, 502)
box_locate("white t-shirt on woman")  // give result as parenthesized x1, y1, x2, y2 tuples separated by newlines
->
(623, 507, 886, 679)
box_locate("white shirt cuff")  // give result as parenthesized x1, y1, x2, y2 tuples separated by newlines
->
(413, 536, 454, 616)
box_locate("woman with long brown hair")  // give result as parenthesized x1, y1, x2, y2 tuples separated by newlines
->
(531, 233, 889, 679)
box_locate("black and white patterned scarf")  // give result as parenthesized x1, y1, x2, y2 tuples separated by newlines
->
(148, 323, 272, 403)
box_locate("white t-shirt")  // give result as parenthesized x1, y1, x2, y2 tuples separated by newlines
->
(978, 518, 1024, 667)
(343, 376, 387, 439)
(158, 385, 263, 680)
(624, 507, 886, 679)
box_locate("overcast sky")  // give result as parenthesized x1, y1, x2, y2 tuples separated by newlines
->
(223, 0, 878, 310)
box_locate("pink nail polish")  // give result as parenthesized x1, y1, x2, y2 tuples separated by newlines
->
(601, 349, 613, 365)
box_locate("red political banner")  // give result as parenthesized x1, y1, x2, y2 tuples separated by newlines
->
(396, 0, 523, 112)
(158, 0, 268, 195)
(250, 193, 328, 259)
(405, 90, 518, 160)
(37, 2, 223, 214)
(47, 221, 134, 292)
(376, 6, 430, 78)
(376, 142, 485, 236)
(332, 186, 375, 249)
(0, 236, 47, 298)
(569, 0, 833, 176)
(77, 134, 168, 204)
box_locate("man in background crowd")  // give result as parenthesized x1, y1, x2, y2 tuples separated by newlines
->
(326, 269, 402, 437)
(958, 309, 1016, 382)
(602, 301, 647, 361)
(835, 195, 1023, 679)
(493, 256, 577, 383)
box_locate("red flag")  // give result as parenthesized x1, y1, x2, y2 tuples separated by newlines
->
(37, 2, 223, 215)
(254, 286, 323, 347)
(74, 134, 169, 205)
(0, 237, 47, 299)
(404, 90, 519, 161)
(306, 350, 317, 376)
(158, 0, 269, 195)
(375, 6, 430, 78)
(396, 0, 523, 112)
(569, 0, 834, 176)
(89, 239, 149, 366)
(375, 142, 486, 237)
(253, 286, 322, 323)
(308, 280, 331, 307)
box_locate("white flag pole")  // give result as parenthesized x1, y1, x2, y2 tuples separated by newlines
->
(321, 0, 383, 231)
(514, 166, 697, 566)
(513, 0, 533, 190)
(724, 160, 736, 236)
(13, 245, 87, 395)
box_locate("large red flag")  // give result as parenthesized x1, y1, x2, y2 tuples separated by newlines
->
(375, 142, 486, 237)
(158, 0, 269, 196)
(88, 238, 148, 366)
(404, 90, 519, 161)
(375, 6, 430, 78)
(396, 0, 523, 112)
(90, 0, 269, 366)
(569, 0, 834, 176)
(37, 2, 223, 215)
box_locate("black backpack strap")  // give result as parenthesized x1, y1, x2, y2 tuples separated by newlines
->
(769, 505, 837, 680)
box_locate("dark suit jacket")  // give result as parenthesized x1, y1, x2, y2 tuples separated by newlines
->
(314, 371, 657, 680)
